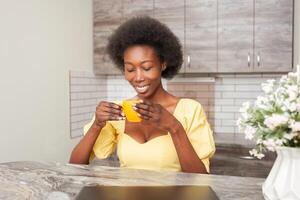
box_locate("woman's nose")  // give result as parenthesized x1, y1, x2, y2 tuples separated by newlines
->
(134, 68, 145, 82)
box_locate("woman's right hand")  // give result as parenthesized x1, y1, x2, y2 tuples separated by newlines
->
(94, 101, 124, 128)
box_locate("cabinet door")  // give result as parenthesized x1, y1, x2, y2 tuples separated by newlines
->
(185, 0, 218, 73)
(254, 0, 293, 72)
(123, 0, 154, 21)
(94, 31, 121, 74)
(218, 0, 254, 72)
(93, 0, 123, 74)
(154, 0, 185, 73)
(93, 0, 123, 32)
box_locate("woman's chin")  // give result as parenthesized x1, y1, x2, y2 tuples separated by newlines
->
(136, 91, 152, 99)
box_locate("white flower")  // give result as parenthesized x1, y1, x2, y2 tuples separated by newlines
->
(256, 138, 263, 144)
(239, 101, 250, 113)
(264, 114, 289, 130)
(241, 112, 251, 121)
(288, 72, 297, 79)
(236, 118, 245, 132)
(255, 96, 271, 111)
(261, 80, 274, 94)
(296, 102, 300, 112)
(284, 132, 298, 140)
(280, 75, 288, 83)
(286, 85, 298, 101)
(236, 118, 242, 126)
(262, 138, 277, 152)
(249, 149, 265, 159)
(290, 121, 300, 132)
(267, 79, 276, 84)
(275, 139, 284, 146)
(287, 102, 297, 112)
(244, 126, 256, 140)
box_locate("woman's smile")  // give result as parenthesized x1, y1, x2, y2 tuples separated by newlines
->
(135, 85, 150, 94)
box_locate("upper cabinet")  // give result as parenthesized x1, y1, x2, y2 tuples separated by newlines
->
(185, 0, 218, 73)
(218, 0, 293, 73)
(94, 31, 120, 75)
(93, 0, 294, 75)
(253, 0, 293, 72)
(123, 0, 154, 20)
(218, 0, 253, 72)
(93, 0, 123, 32)
(93, 0, 123, 75)
(154, 0, 185, 73)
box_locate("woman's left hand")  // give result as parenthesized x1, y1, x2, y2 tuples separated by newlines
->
(133, 100, 178, 132)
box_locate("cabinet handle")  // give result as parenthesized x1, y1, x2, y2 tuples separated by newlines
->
(257, 53, 261, 67)
(187, 55, 191, 68)
(247, 53, 251, 67)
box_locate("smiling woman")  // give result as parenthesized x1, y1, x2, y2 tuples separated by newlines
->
(69, 16, 215, 174)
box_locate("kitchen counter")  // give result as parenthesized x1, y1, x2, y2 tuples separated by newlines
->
(0, 161, 265, 200)
(211, 133, 276, 178)
(211, 143, 275, 178)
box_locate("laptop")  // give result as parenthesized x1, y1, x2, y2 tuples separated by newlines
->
(75, 185, 219, 200)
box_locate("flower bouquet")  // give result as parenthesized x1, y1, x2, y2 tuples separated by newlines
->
(237, 71, 300, 158)
(237, 68, 300, 200)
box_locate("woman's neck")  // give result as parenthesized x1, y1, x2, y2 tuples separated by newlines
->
(140, 83, 174, 105)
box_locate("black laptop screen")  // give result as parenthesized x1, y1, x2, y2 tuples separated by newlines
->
(75, 185, 219, 200)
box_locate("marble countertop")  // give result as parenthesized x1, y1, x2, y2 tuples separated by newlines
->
(0, 161, 265, 200)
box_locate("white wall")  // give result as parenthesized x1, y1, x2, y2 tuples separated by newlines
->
(295, 0, 300, 66)
(0, 0, 92, 163)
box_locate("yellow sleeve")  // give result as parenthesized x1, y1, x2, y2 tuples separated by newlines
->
(83, 117, 118, 161)
(184, 102, 216, 173)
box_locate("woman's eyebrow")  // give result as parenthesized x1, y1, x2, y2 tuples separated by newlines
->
(141, 60, 153, 64)
(124, 60, 153, 65)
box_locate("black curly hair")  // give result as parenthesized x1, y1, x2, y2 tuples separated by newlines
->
(106, 16, 183, 79)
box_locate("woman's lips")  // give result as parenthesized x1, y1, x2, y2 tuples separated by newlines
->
(135, 85, 150, 93)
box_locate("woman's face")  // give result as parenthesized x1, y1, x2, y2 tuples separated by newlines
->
(123, 45, 165, 99)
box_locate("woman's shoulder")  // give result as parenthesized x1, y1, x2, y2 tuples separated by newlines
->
(177, 98, 203, 110)
(174, 98, 204, 120)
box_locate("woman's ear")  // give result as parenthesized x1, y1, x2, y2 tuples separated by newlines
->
(161, 62, 167, 71)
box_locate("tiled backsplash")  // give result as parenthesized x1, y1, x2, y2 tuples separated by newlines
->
(69, 71, 107, 138)
(69, 71, 282, 141)
(168, 74, 282, 135)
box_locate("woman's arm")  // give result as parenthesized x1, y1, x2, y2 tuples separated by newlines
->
(167, 119, 208, 173)
(69, 122, 102, 164)
(69, 101, 123, 164)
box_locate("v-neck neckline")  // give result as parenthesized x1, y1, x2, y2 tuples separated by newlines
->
(122, 98, 183, 145)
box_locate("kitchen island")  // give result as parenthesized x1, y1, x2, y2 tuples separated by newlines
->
(0, 161, 264, 200)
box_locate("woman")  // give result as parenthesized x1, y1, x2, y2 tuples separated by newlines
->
(69, 16, 215, 173)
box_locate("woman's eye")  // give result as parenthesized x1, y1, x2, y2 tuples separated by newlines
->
(143, 67, 152, 71)
(126, 68, 135, 72)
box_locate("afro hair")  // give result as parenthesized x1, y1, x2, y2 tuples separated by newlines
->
(106, 16, 183, 79)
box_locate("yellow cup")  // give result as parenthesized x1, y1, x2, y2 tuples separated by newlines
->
(122, 99, 142, 122)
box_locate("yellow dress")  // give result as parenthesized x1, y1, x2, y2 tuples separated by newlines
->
(83, 98, 215, 172)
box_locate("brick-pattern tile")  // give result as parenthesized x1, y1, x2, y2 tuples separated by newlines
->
(69, 71, 107, 138)
(69, 72, 285, 138)
(166, 74, 285, 135)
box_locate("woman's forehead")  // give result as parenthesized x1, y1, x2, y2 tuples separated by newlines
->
(124, 45, 159, 61)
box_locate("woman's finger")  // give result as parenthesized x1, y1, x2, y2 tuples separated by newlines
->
(134, 103, 155, 114)
(98, 101, 122, 110)
(100, 106, 124, 116)
(97, 101, 123, 116)
(139, 114, 151, 120)
(134, 106, 152, 118)
(99, 113, 125, 121)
